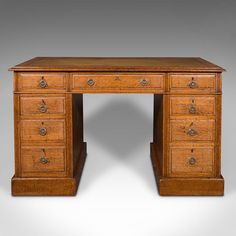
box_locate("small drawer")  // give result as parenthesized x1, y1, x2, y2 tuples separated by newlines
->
(170, 96, 215, 116)
(17, 73, 66, 92)
(170, 119, 215, 142)
(169, 74, 216, 93)
(20, 95, 65, 116)
(168, 146, 214, 177)
(71, 73, 164, 91)
(21, 147, 66, 177)
(20, 120, 65, 143)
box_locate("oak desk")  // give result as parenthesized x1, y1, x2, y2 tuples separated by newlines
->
(9, 57, 225, 196)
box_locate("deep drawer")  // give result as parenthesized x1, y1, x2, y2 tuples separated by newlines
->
(21, 147, 66, 177)
(168, 145, 214, 177)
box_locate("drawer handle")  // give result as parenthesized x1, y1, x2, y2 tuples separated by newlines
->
(40, 156, 49, 164)
(39, 100, 47, 113)
(188, 79, 198, 89)
(39, 127, 47, 136)
(140, 79, 149, 86)
(187, 128, 197, 136)
(188, 157, 197, 165)
(87, 79, 95, 86)
(188, 104, 196, 114)
(39, 77, 48, 88)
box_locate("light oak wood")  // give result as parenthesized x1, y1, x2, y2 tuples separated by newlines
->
(168, 145, 214, 177)
(170, 95, 215, 116)
(10, 57, 225, 196)
(170, 119, 215, 142)
(21, 146, 66, 177)
(16, 72, 67, 92)
(20, 95, 65, 116)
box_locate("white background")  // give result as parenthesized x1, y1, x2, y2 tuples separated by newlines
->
(0, 0, 236, 235)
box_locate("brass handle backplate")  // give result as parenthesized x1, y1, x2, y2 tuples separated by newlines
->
(188, 104, 196, 114)
(140, 79, 149, 86)
(188, 157, 197, 166)
(187, 128, 197, 136)
(39, 127, 47, 136)
(87, 79, 95, 86)
(39, 100, 47, 113)
(188, 79, 198, 89)
(39, 77, 47, 88)
(40, 156, 49, 164)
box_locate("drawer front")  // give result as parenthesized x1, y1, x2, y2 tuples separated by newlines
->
(169, 146, 214, 177)
(21, 120, 65, 142)
(71, 73, 164, 90)
(21, 147, 66, 177)
(170, 96, 215, 116)
(170, 119, 215, 142)
(169, 74, 216, 93)
(20, 95, 65, 116)
(17, 73, 66, 92)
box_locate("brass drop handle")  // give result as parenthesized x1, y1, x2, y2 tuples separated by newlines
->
(188, 157, 197, 166)
(39, 127, 47, 136)
(39, 77, 47, 88)
(188, 104, 196, 114)
(188, 78, 198, 89)
(140, 79, 149, 86)
(39, 100, 47, 113)
(87, 79, 95, 86)
(40, 156, 49, 164)
(187, 128, 197, 136)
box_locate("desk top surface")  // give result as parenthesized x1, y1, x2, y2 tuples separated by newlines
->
(10, 57, 225, 72)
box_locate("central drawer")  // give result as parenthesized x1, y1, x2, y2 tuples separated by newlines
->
(71, 73, 164, 92)
(20, 120, 65, 143)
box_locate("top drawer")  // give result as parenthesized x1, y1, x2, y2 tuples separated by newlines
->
(71, 73, 164, 92)
(169, 74, 216, 93)
(16, 73, 67, 92)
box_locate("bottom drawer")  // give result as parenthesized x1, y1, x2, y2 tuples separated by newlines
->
(168, 146, 214, 177)
(21, 147, 66, 177)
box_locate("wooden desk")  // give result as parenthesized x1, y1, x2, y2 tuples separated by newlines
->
(9, 57, 225, 196)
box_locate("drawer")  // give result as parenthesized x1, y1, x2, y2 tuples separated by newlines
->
(169, 74, 216, 93)
(170, 119, 215, 142)
(170, 96, 215, 116)
(168, 146, 214, 177)
(17, 73, 66, 92)
(20, 95, 65, 116)
(71, 73, 164, 91)
(21, 147, 66, 177)
(21, 120, 65, 143)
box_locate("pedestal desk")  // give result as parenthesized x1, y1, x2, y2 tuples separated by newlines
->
(9, 57, 225, 196)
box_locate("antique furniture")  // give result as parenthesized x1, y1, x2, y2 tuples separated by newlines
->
(9, 57, 225, 196)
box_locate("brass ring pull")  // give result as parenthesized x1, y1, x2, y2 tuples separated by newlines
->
(188, 104, 196, 114)
(39, 77, 47, 88)
(140, 79, 149, 86)
(40, 156, 49, 164)
(87, 79, 95, 86)
(188, 157, 197, 165)
(188, 79, 197, 89)
(39, 100, 47, 113)
(187, 128, 197, 136)
(39, 127, 47, 136)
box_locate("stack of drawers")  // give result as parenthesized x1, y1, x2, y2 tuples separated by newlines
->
(15, 73, 69, 178)
(167, 73, 221, 179)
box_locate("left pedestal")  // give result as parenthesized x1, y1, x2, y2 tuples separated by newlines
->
(12, 72, 85, 196)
